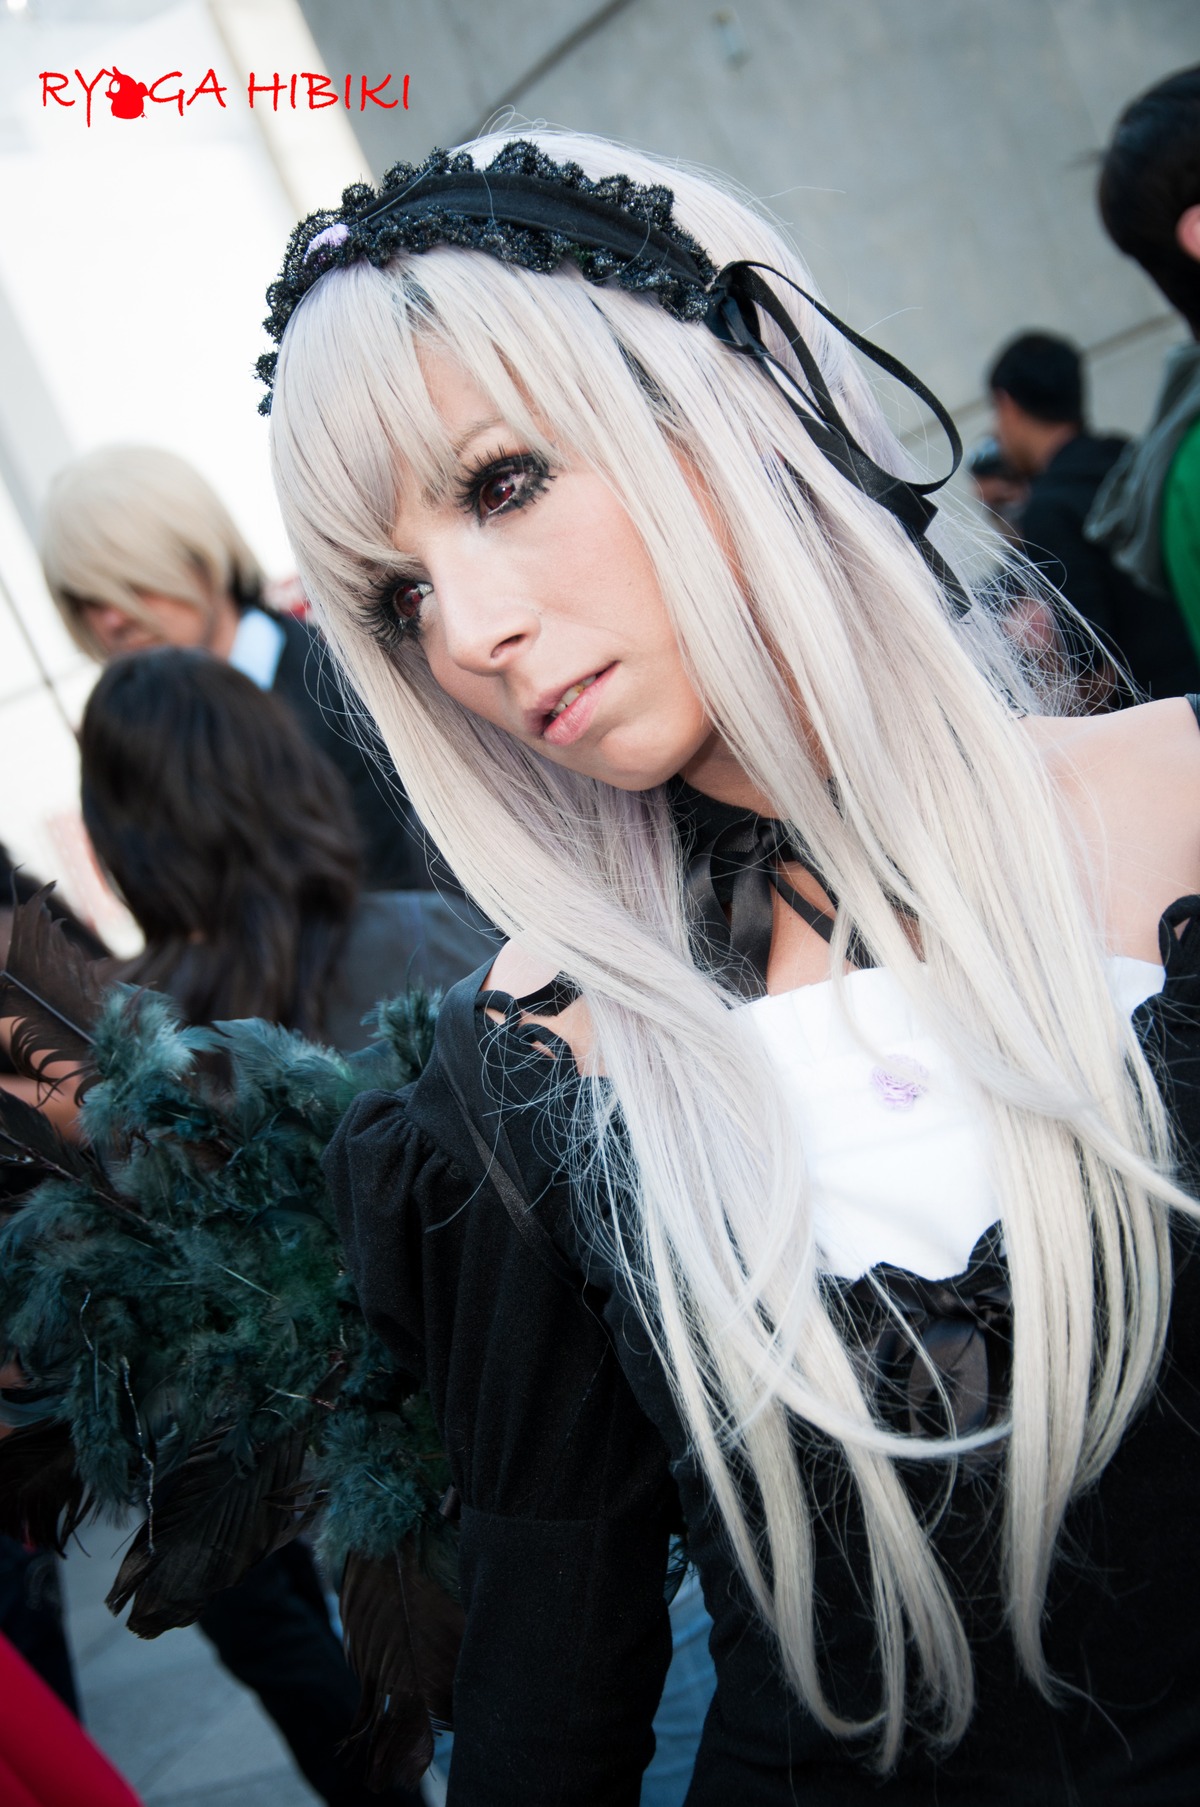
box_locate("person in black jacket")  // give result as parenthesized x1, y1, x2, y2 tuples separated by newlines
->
(988, 330, 1200, 699)
(39, 444, 435, 890)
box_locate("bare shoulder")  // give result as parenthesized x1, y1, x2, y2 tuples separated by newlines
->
(483, 939, 562, 1000)
(1022, 698, 1200, 832)
(1020, 699, 1200, 956)
(482, 940, 596, 1072)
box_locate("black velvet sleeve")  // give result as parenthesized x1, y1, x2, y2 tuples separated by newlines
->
(323, 1012, 676, 1806)
(324, 1082, 434, 1387)
(1134, 894, 1200, 1188)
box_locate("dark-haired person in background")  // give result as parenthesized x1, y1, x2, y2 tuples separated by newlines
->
(41, 444, 435, 894)
(1088, 65, 1200, 665)
(965, 435, 1028, 544)
(989, 330, 1200, 699)
(75, 648, 497, 1807)
(80, 651, 497, 1042)
(1, 846, 106, 1142)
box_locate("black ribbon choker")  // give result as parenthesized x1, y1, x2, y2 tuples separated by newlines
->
(669, 780, 871, 999)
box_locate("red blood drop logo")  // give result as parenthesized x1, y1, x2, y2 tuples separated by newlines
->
(106, 67, 149, 119)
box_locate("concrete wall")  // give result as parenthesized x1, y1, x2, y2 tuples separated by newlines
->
(299, 0, 1200, 449)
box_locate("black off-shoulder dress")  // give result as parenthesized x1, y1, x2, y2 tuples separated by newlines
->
(325, 898, 1200, 1807)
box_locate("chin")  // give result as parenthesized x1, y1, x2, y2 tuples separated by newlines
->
(541, 721, 708, 794)
(595, 751, 693, 793)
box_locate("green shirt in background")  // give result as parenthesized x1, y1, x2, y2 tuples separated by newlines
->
(1163, 416, 1200, 665)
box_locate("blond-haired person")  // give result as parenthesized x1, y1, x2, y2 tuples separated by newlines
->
(41, 445, 431, 892)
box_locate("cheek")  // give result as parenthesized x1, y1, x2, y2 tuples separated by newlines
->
(421, 631, 503, 725)
(141, 600, 204, 648)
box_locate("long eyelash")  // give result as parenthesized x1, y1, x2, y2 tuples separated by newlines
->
(361, 568, 426, 650)
(357, 449, 554, 650)
(454, 447, 555, 516)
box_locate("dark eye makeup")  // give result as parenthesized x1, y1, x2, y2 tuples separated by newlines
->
(364, 447, 556, 648)
(455, 447, 555, 520)
(364, 571, 431, 650)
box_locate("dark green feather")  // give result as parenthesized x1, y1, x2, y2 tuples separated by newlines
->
(0, 895, 455, 1787)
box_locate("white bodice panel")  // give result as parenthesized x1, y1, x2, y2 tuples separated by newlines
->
(742, 956, 1164, 1283)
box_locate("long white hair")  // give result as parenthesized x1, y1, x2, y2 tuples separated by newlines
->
(268, 128, 1187, 1762)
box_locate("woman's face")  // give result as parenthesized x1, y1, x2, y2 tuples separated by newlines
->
(380, 352, 748, 798)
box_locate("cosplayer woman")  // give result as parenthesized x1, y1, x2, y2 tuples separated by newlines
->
(260, 131, 1200, 1802)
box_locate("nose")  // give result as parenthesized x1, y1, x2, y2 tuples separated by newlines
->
(79, 600, 137, 648)
(432, 553, 540, 675)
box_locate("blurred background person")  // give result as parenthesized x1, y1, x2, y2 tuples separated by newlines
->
(0, 850, 97, 1738)
(989, 329, 1200, 699)
(1, 856, 105, 1767)
(1088, 65, 1200, 665)
(40, 444, 436, 894)
(1, 845, 106, 1138)
(965, 435, 1062, 678)
(966, 434, 1028, 543)
(78, 649, 497, 1042)
(0, 1631, 142, 1807)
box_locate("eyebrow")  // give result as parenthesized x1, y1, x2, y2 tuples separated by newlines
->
(448, 415, 505, 458)
(390, 413, 512, 539)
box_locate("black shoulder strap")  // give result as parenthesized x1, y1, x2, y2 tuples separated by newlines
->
(1187, 694, 1200, 731)
(433, 977, 578, 1289)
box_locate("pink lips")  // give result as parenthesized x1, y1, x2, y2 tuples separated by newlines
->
(541, 664, 616, 747)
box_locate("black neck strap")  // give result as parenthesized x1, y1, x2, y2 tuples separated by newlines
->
(669, 781, 871, 998)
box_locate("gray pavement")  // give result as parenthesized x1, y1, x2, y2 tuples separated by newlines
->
(60, 1525, 449, 1805)
(62, 1522, 327, 1807)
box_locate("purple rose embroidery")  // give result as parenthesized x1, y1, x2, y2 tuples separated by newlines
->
(870, 1060, 930, 1110)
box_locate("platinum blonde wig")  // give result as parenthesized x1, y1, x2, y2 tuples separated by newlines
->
(268, 128, 1187, 1761)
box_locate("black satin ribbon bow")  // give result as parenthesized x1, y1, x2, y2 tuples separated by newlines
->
(669, 780, 867, 1000)
(706, 259, 969, 615)
(851, 1240, 1013, 1442)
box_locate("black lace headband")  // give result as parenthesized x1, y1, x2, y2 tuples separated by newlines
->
(259, 139, 967, 609)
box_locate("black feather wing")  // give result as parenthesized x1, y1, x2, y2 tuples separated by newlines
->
(108, 1426, 311, 1635)
(0, 1419, 90, 1553)
(0, 889, 105, 1094)
(340, 1536, 464, 1788)
(0, 1085, 98, 1189)
(0, 1086, 147, 1227)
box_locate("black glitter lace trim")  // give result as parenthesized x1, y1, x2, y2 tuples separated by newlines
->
(256, 140, 718, 413)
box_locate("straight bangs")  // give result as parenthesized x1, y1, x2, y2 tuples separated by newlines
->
(273, 224, 1031, 1002)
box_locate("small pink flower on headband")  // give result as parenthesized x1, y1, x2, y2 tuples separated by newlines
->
(304, 223, 350, 261)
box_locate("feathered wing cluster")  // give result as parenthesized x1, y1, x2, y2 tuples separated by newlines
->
(0, 894, 458, 1787)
